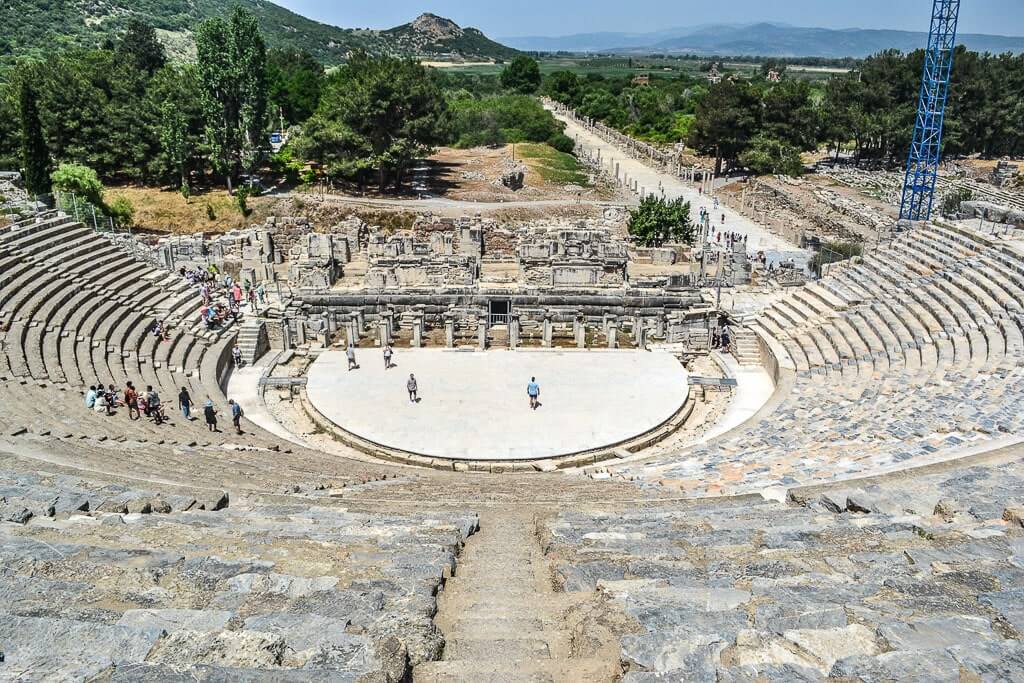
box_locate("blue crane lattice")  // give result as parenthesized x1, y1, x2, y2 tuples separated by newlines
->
(899, 0, 961, 223)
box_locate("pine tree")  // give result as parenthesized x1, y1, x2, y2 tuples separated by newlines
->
(18, 78, 51, 197)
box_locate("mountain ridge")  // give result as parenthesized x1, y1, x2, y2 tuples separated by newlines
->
(501, 22, 1024, 57)
(0, 2, 517, 67)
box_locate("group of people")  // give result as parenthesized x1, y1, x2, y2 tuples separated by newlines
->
(711, 322, 733, 350)
(182, 264, 265, 331)
(84, 381, 245, 434)
(344, 343, 545, 410)
(346, 343, 420, 404)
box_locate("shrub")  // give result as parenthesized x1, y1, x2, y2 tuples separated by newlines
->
(940, 187, 973, 217)
(236, 186, 251, 216)
(628, 196, 694, 247)
(51, 163, 104, 206)
(547, 133, 575, 154)
(107, 195, 135, 228)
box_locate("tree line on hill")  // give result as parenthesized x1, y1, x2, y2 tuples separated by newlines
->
(0, 12, 569, 198)
(2, 7, 1021, 201)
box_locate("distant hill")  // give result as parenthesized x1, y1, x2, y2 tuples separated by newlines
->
(502, 22, 1024, 58)
(384, 13, 519, 61)
(0, 2, 517, 67)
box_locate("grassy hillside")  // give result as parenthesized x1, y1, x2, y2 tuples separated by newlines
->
(0, 2, 516, 67)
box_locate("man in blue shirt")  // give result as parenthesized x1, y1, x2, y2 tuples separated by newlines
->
(229, 399, 244, 435)
(527, 377, 540, 410)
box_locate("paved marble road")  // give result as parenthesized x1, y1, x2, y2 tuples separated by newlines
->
(552, 108, 812, 270)
(306, 348, 689, 461)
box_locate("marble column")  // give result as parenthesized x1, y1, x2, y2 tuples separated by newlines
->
(412, 310, 424, 348)
(509, 313, 520, 350)
(574, 313, 586, 349)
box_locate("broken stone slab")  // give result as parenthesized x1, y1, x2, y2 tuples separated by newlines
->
(781, 623, 880, 673)
(147, 629, 287, 670)
(0, 615, 164, 680)
(118, 609, 234, 634)
(829, 649, 961, 682)
(877, 615, 997, 651)
(1002, 505, 1024, 528)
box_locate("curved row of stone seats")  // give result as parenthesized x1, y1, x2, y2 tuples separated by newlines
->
(0, 457, 478, 681)
(606, 223, 1024, 494)
(0, 214, 245, 428)
(549, 454, 1024, 681)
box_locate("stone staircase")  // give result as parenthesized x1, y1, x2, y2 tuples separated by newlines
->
(236, 319, 267, 365)
(414, 510, 620, 682)
(731, 325, 761, 366)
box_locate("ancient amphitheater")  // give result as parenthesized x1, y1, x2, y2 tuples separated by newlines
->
(1, 192, 1024, 683)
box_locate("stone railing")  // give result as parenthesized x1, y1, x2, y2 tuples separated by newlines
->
(543, 98, 715, 192)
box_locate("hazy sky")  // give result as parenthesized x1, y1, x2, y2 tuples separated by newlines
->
(275, 0, 1024, 37)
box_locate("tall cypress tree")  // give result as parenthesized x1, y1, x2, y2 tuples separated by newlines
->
(19, 78, 51, 197)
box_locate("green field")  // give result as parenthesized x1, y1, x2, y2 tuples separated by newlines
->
(516, 143, 591, 186)
(434, 57, 842, 82)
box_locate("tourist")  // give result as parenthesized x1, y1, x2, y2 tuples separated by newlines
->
(347, 344, 357, 371)
(232, 343, 243, 368)
(407, 373, 418, 403)
(124, 382, 139, 421)
(136, 392, 148, 420)
(94, 390, 108, 414)
(256, 283, 266, 305)
(711, 329, 721, 349)
(228, 399, 243, 435)
(232, 283, 243, 306)
(722, 213, 726, 224)
(200, 283, 211, 305)
(85, 385, 97, 409)
(146, 386, 164, 425)
(527, 376, 541, 410)
(721, 323, 732, 350)
(179, 386, 194, 420)
(383, 344, 393, 369)
(204, 400, 218, 432)
(105, 384, 118, 415)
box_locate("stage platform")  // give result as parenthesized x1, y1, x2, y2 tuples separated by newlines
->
(305, 348, 689, 461)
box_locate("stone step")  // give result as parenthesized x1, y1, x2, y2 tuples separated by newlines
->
(444, 636, 552, 660)
(413, 657, 611, 683)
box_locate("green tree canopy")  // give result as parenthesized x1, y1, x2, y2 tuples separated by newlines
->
(295, 52, 448, 191)
(739, 134, 805, 176)
(51, 163, 104, 206)
(195, 6, 268, 192)
(266, 47, 324, 127)
(18, 73, 51, 196)
(628, 196, 694, 247)
(118, 20, 166, 76)
(688, 80, 759, 175)
(500, 56, 542, 94)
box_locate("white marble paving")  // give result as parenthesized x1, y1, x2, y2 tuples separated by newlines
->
(306, 348, 689, 460)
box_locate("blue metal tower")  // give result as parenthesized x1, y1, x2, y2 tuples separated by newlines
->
(899, 0, 960, 223)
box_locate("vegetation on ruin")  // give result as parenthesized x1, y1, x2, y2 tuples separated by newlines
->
(627, 196, 694, 247)
(811, 240, 864, 276)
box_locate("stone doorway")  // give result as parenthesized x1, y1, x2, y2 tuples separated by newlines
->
(488, 300, 511, 327)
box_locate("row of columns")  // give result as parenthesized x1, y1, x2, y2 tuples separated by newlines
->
(284, 310, 667, 352)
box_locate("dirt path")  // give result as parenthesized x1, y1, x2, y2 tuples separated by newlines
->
(414, 508, 624, 682)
